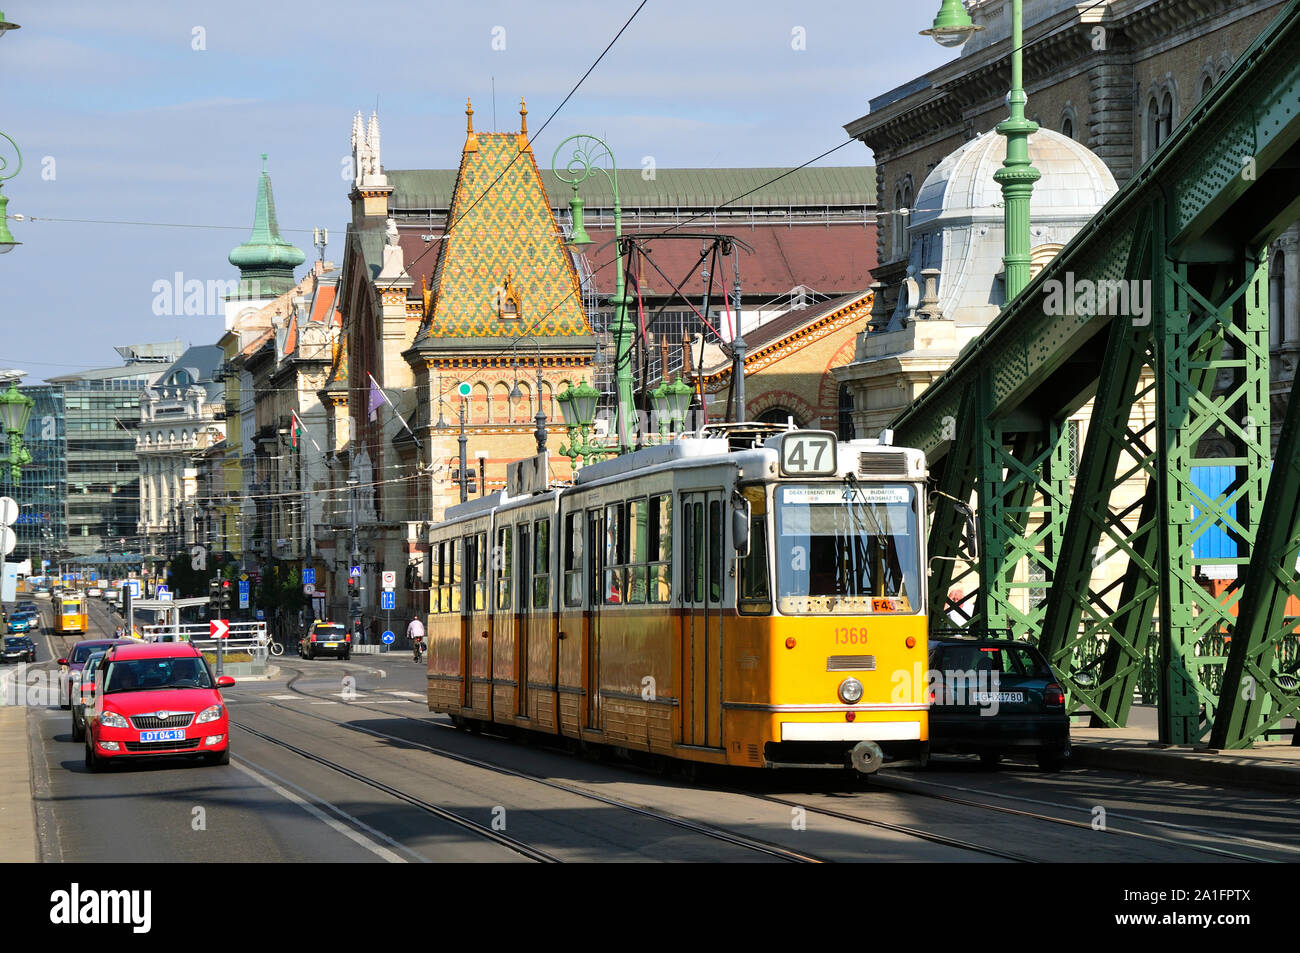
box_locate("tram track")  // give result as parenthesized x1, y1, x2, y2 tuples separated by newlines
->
(228, 718, 564, 863)
(238, 675, 824, 863)
(237, 664, 1038, 863)
(862, 771, 1291, 863)
(265, 663, 1299, 863)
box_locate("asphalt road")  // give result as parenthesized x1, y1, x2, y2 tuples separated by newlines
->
(14, 593, 1300, 863)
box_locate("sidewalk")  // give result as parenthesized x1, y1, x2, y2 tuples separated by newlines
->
(1068, 703, 1300, 793)
(0, 705, 37, 862)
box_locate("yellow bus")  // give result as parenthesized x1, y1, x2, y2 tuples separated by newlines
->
(53, 594, 88, 635)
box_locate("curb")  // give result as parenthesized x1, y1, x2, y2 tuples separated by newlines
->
(1070, 741, 1300, 794)
(0, 706, 37, 862)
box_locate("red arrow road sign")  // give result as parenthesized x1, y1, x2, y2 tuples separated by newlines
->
(210, 619, 230, 639)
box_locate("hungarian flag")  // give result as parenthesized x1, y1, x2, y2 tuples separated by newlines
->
(291, 410, 304, 449)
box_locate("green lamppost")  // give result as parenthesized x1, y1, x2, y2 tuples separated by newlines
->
(649, 373, 692, 441)
(0, 12, 22, 255)
(922, 0, 1039, 301)
(0, 378, 35, 481)
(552, 135, 636, 455)
(557, 380, 603, 467)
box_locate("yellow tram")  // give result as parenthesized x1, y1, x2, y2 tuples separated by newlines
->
(425, 425, 930, 773)
(54, 592, 89, 635)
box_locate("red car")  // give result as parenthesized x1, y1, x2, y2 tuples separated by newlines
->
(84, 641, 235, 771)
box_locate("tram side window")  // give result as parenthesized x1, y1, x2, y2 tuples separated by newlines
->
(496, 526, 513, 610)
(468, 532, 487, 611)
(709, 500, 723, 605)
(586, 510, 603, 609)
(738, 488, 771, 615)
(434, 541, 447, 613)
(647, 493, 671, 603)
(563, 512, 582, 607)
(533, 518, 551, 609)
(683, 499, 705, 604)
(605, 502, 626, 604)
(450, 538, 462, 612)
(625, 497, 647, 604)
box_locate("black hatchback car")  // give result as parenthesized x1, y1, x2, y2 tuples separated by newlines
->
(2, 636, 36, 664)
(299, 621, 351, 660)
(928, 637, 1070, 771)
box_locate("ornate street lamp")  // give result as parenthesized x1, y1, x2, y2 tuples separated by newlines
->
(922, 0, 1039, 302)
(552, 135, 636, 455)
(0, 378, 34, 481)
(557, 380, 603, 468)
(0, 13, 22, 255)
(649, 373, 693, 441)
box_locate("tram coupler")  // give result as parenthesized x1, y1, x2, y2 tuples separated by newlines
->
(849, 740, 884, 775)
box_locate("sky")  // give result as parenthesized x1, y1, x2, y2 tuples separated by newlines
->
(0, 0, 957, 383)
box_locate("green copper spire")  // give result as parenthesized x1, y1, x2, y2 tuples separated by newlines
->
(228, 153, 306, 297)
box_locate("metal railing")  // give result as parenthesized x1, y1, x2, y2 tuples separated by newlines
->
(140, 620, 268, 650)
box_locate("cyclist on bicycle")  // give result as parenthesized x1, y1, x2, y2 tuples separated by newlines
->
(407, 616, 425, 663)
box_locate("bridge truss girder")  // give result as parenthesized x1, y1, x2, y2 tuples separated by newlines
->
(903, 0, 1300, 747)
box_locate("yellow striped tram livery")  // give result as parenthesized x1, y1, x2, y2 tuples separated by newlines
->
(424, 424, 930, 775)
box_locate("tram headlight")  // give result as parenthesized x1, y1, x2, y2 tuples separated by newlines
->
(839, 677, 864, 705)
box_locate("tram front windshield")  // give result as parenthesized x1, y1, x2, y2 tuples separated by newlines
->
(774, 484, 920, 614)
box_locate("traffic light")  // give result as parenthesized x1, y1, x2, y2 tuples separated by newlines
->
(405, 562, 416, 590)
(220, 579, 233, 611)
(348, 579, 360, 599)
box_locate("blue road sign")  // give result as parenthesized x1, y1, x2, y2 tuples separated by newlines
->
(238, 579, 250, 609)
(380, 590, 395, 610)
(125, 580, 141, 598)
(255, 609, 265, 620)
(381, 630, 395, 644)
(349, 565, 361, 578)
(303, 568, 316, 585)
(155, 585, 169, 597)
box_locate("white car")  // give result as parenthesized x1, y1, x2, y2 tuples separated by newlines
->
(87, 588, 103, 598)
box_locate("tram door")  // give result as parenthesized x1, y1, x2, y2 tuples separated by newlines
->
(584, 508, 603, 729)
(680, 491, 725, 748)
(516, 522, 531, 718)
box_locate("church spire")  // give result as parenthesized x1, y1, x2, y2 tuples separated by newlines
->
(228, 155, 307, 298)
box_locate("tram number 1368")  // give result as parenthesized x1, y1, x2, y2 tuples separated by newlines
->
(780, 431, 837, 476)
(833, 626, 868, 645)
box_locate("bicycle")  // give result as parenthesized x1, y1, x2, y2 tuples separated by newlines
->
(263, 636, 285, 657)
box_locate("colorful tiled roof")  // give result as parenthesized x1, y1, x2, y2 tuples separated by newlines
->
(415, 122, 592, 343)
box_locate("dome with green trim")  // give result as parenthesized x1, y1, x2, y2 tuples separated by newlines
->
(228, 153, 306, 297)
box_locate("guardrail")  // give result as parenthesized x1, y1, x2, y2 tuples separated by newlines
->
(141, 621, 268, 650)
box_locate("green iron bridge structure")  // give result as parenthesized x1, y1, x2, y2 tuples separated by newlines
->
(894, 0, 1300, 749)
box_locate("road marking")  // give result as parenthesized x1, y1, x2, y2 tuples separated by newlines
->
(330, 693, 368, 700)
(389, 691, 424, 698)
(310, 701, 340, 705)
(265, 695, 302, 701)
(230, 757, 417, 863)
(364, 699, 413, 704)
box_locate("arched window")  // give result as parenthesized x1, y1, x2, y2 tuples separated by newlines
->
(513, 381, 532, 423)
(1145, 96, 1161, 160)
(1061, 116, 1073, 140)
(757, 407, 802, 428)
(1160, 90, 1174, 142)
(473, 382, 491, 424)
(492, 382, 510, 422)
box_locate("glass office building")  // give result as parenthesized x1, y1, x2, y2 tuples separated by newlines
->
(0, 384, 67, 571)
(46, 342, 183, 559)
